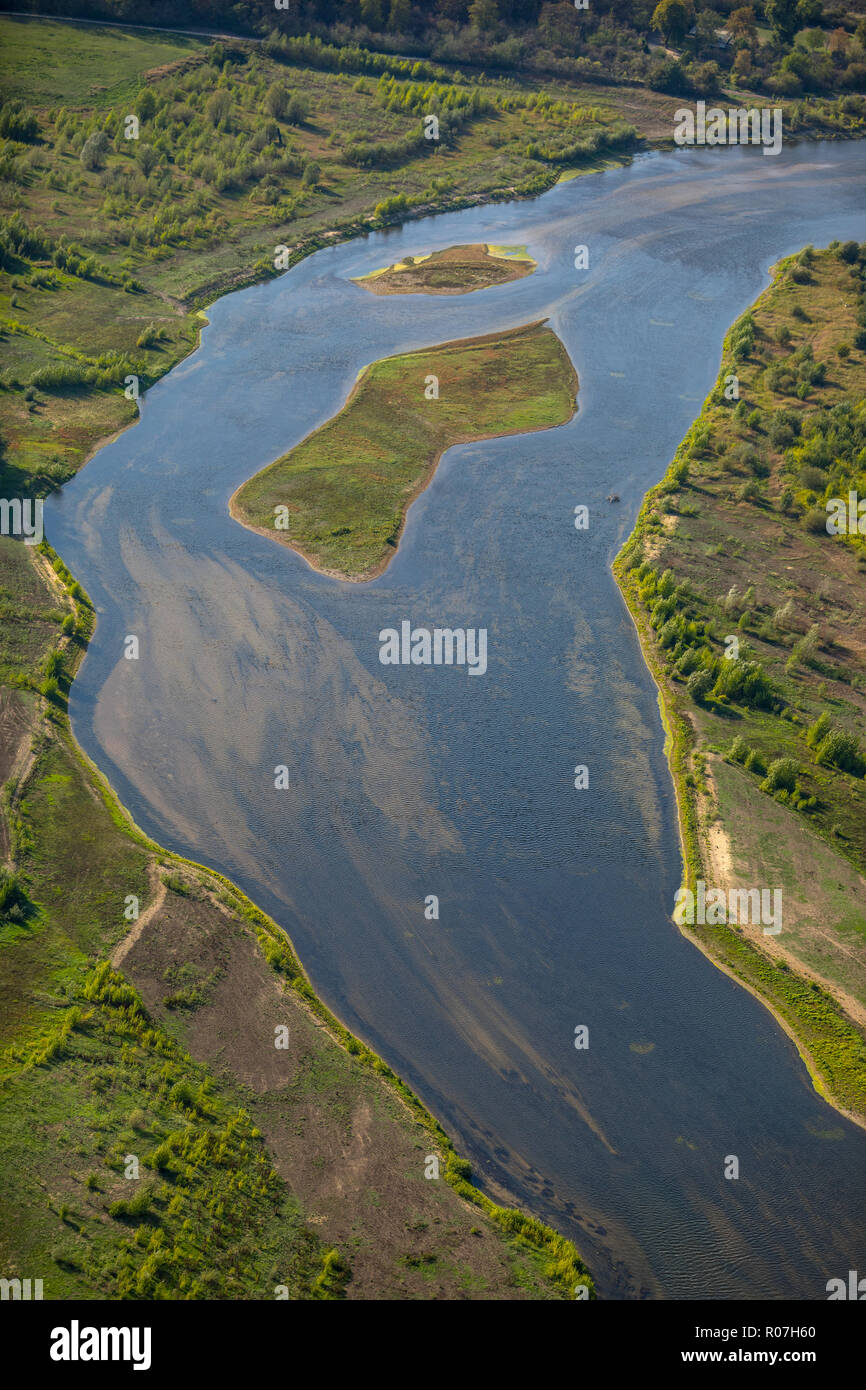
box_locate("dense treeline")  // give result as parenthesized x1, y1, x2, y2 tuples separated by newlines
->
(12, 0, 866, 96)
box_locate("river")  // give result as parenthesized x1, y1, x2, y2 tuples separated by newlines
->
(45, 141, 866, 1298)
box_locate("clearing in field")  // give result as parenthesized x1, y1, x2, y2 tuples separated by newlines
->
(351, 243, 536, 296)
(230, 319, 577, 581)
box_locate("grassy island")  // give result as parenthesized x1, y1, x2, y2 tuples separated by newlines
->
(352, 243, 536, 296)
(615, 241, 866, 1125)
(231, 319, 578, 580)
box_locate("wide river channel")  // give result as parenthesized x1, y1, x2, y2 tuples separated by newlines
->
(46, 142, 866, 1298)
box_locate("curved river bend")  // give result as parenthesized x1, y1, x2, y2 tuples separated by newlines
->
(47, 144, 866, 1298)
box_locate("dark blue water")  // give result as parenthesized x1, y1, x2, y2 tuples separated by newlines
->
(46, 144, 866, 1298)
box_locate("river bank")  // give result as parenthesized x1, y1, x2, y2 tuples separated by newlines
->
(613, 243, 866, 1129)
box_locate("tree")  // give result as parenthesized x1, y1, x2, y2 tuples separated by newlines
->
(302, 161, 321, 188)
(80, 131, 110, 171)
(136, 143, 158, 176)
(795, 0, 822, 26)
(205, 90, 231, 127)
(828, 28, 849, 56)
(469, 0, 500, 31)
(687, 669, 713, 702)
(652, 0, 693, 45)
(388, 0, 412, 28)
(727, 6, 757, 42)
(285, 94, 308, 125)
(134, 87, 157, 122)
(765, 0, 799, 43)
(694, 8, 722, 55)
(731, 48, 753, 82)
(266, 83, 288, 120)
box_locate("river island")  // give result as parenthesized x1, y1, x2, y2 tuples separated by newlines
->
(231, 318, 577, 581)
(351, 243, 536, 296)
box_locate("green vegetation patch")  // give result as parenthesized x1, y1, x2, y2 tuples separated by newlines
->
(352, 242, 536, 296)
(0, 17, 209, 107)
(231, 319, 577, 580)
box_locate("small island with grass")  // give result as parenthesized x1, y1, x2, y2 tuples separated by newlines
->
(231, 319, 576, 580)
(351, 243, 536, 297)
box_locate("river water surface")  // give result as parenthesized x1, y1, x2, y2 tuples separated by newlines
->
(46, 143, 866, 1298)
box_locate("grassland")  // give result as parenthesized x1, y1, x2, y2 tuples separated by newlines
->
(231, 320, 577, 580)
(352, 241, 536, 296)
(0, 532, 594, 1299)
(615, 242, 866, 1123)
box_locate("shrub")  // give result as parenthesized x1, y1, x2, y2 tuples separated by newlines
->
(806, 711, 831, 748)
(815, 729, 866, 776)
(0, 870, 26, 919)
(687, 669, 713, 703)
(80, 131, 110, 171)
(761, 757, 799, 793)
(713, 659, 775, 710)
(729, 735, 749, 763)
(285, 94, 308, 125)
(0, 101, 39, 142)
(265, 82, 289, 120)
(373, 192, 409, 221)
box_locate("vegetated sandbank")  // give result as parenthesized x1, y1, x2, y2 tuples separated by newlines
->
(351, 242, 536, 296)
(613, 241, 866, 1129)
(230, 319, 578, 581)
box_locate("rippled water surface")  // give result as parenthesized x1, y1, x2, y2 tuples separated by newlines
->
(46, 144, 866, 1297)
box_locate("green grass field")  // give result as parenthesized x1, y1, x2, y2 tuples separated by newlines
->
(232, 320, 578, 579)
(0, 16, 209, 107)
